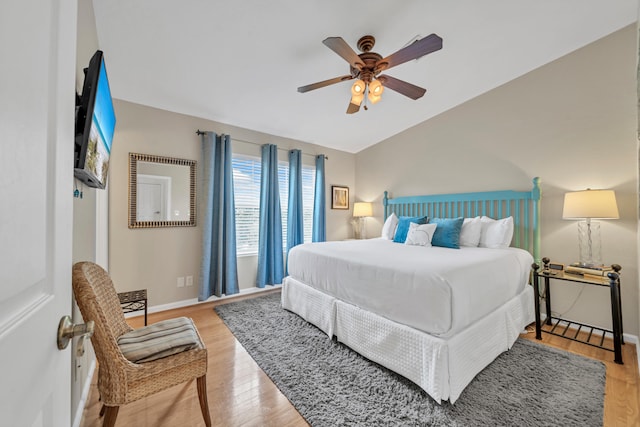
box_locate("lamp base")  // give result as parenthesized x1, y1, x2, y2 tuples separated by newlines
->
(577, 220, 602, 267)
(351, 217, 367, 239)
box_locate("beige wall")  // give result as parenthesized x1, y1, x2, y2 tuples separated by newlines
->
(355, 25, 639, 336)
(108, 100, 356, 306)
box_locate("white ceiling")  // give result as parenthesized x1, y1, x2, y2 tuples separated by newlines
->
(92, 0, 638, 153)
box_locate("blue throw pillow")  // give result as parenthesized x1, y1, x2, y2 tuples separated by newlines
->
(430, 217, 464, 249)
(393, 216, 428, 243)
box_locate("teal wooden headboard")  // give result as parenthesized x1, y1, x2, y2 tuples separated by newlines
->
(383, 177, 541, 262)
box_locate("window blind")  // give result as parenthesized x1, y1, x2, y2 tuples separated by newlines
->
(232, 155, 315, 256)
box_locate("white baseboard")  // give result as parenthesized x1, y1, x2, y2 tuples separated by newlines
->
(123, 284, 281, 318)
(626, 333, 640, 373)
(621, 334, 640, 374)
(72, 358, 96, 427)
(624, 333, 639, 345)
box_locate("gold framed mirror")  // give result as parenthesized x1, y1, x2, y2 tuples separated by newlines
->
(128, 153, 196, 228)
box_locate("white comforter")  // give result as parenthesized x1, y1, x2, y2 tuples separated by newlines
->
(287, 238, 533, 337)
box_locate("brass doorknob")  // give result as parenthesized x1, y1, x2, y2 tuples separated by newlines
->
(57, 315, 95, 356)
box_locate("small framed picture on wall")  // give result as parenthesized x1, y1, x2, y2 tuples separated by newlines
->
(331, 185, 349, 210)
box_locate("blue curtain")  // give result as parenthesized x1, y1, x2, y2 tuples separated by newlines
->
(286, 149, 304, 274)
(312, 154, 326, 242)
(287, 149, 304, 252)
(198, 132, 239, 300)
(256, 144, 284, 287)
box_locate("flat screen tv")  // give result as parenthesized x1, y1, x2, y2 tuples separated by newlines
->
(74, 50, 116, 189)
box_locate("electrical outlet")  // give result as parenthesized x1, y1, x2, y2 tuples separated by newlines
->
(186, 275, 193, 287)
(177, 277, 185, 288)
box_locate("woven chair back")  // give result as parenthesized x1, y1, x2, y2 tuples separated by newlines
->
(72, 262, 135, 397)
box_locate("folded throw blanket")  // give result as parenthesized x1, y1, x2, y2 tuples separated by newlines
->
(118, 316, 201, 363)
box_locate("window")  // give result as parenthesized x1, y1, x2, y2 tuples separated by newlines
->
(232, 154, 316, 256)
(233, 156, 261, 256)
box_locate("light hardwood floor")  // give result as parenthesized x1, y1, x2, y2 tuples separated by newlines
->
(80, 289, 639, 427)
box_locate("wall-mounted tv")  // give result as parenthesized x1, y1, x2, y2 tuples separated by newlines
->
(74, 50, 116, 189)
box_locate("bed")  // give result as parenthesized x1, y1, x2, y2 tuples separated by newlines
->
(282, 178, 541, 404)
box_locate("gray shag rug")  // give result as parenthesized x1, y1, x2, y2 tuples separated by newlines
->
(215, 292, 605, 427)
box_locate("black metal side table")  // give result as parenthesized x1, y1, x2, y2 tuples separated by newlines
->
(117, 289, 148, 326)
(531, 259, 623, 364)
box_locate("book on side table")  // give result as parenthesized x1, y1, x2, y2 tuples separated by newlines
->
(564, 263, 613, 278)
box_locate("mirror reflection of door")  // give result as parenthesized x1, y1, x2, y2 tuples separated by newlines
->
(128, 154, 196, 228)
(137, 174, 172, 221)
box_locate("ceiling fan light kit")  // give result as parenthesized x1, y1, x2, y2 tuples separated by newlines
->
(352, 79, 365, 94)
(368, 79, 384, 104)
(298, 33, 443, 114)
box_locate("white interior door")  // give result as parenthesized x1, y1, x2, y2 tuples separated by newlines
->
(137, 174, 171, 221)
(0, 1, 77, 425)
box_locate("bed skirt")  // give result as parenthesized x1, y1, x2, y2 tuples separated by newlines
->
(281, 276, 535, 404)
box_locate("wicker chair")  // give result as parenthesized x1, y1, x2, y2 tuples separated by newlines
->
(72, 261, 212, 427)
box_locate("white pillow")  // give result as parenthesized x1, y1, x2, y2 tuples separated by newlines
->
(479, 216, 514, 249)
(405, 223, 438, 247)
(381, 212, 399, 240)
(459, 216, 482, 247)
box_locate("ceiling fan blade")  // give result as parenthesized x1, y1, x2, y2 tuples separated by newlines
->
(346, 100, 361, 114)
(323, 37, 365, 69)
(376, 34, 442, 72)
(377, 75, 426, 100)
(298, 75, 353, 93)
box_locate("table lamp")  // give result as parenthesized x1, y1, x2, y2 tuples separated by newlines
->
(562, 189, 619, 267)
(352, 202, 373, 239)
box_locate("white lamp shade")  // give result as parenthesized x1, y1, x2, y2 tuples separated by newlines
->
(562, 189, 619, 219)
(353, 202, 373, 217)
(368, 93, 382, 104)
(351, 79, 366, 96)
(368, 79, 384, 104)
(350, 93, 364, 106)
(369, 79, 383, 95)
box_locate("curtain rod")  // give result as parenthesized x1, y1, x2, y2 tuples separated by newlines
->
(196, 129, 328, 160)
